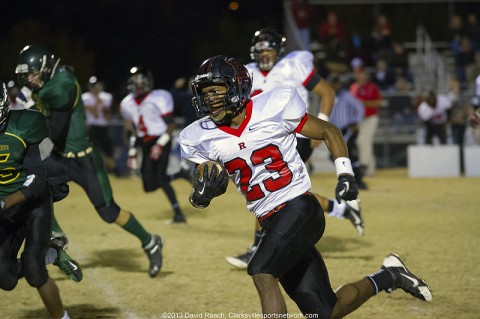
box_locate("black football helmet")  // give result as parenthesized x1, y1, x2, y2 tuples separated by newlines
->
(250, 28, 286, 71)
(0, 82, 10, 129)
(191, 55, 252, 126)
(15, 45, 59, 89)
(127, 66, 153, 96)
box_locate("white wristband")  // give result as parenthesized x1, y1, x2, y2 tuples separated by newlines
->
(128, 136, 136, 148)
(334, 157, 354, 177)
(156, 133, 171, 146)
(128, 147, 137, 157)
(318, 113, 329, 122)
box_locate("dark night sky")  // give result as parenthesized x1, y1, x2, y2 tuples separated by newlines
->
(2, 0, 479, 98)
(1, 0, 283, 96)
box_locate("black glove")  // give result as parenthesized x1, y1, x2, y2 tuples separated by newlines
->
(0, 200, 13, 223)
(335, 174, 358, 203)
(190, 164, 229, 208)
(46, 177, 70, 202)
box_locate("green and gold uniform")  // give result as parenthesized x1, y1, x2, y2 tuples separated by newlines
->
(0, 109, 52, 290)
(35, 69, 153, 248)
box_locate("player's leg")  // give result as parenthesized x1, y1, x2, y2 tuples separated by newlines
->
(37, 276, 68, 319)
(280, 248, 337, 318)
(330, 254, 432, 318)
(22, 194, 70, 318)
(252, 273, 287, 314)
(69, 148, 164, 277)
(43, 156, 71, 246)
(0, 217, 25, 291)
(248, 193, 326, 314)
(141, 141, 186, 224)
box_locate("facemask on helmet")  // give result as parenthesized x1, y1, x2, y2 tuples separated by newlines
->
(191, 56, 252, 126)
(250, 28, 286, 71)
(127, 66, 153, 96)
(15, 45, 59, 90)
(0, 82, 10, 129)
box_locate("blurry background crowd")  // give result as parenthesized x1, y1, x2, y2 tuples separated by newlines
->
(1, 0, 479, 176)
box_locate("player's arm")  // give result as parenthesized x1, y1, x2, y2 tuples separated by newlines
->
(299, 114, 358, 202)
(0, 144, 46, 212)
(310, 78, 335, 121)
(150, 113, 175, 161)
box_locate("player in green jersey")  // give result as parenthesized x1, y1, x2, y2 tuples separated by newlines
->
(15, 44, 164, 277)
(0, 82, 72, 319)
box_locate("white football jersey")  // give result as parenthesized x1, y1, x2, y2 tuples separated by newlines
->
(82, 91, 113, 126)
(245, 50, 315, 104)
(120, 89, 173, 137)
(179, 86, 311, 218)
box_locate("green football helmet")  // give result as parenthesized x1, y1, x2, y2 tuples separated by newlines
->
(0, 82, 10, 128)
(15, 44, 59, 89)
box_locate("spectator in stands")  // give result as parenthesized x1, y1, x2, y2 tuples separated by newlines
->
(447, 14, 465, 55)
(290, 0, 315, 50)
(371, 58, 396, 91)
(170, 76, 197, 128)
(370, 14, 392, 62)
(82, 76, 116, 172)
(390, 77, 417, 134)
(466, 50, 480, 89)
(349, 68, 383, 178)
(318, 11, 347, 48)
(447, 76, 474, 173)
(323, 36, 349, 75)
(465, 13, 480, 51)
(346, 29, 372, 68)
(417, 90, 452, 145)
(388, 41, 413, 83)
(454, 35, 476, 84)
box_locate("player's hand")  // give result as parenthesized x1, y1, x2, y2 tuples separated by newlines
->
(149, 144, 163, 161)
(190, 165, 229, 208)
(16, 86, 35, 109)
(335, 174, 358, 203)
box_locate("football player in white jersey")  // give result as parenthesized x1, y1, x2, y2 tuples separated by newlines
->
(179, 55, 432, 316)
(121, 66, 186, 224)
(227, 28, 364, 269)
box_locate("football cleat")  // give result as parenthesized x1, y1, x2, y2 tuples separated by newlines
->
(382, 253, 432, 302)
(343, 199, 364, 236)
(50, 237, 83, 282)
(144, 235, 163, 277)
(51, 231, 69, 250)
(226, 245, 257, 269)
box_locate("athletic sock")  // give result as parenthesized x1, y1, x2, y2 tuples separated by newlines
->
(44, 247, 58, 265)
(51, 213, 64, 234)
(328, 200, 346, 218)
(121, 213, 152, 247)
(366, 269, 395, 294)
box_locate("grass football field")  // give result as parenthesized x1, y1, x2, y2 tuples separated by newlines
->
(1, 168, 479, 319)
